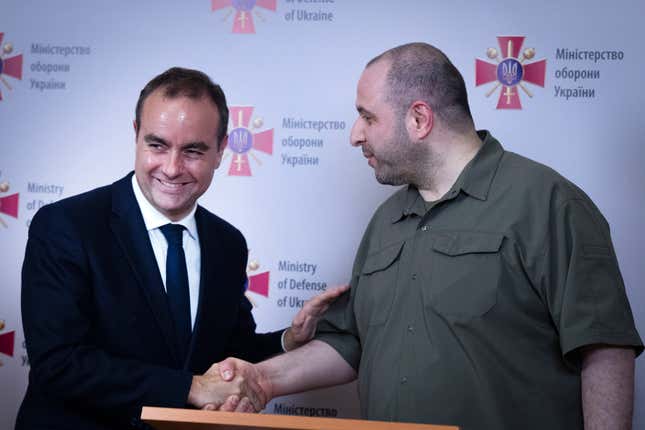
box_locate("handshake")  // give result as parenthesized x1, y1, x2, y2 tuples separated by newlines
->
(187, 284, 350, 413)
(188, 357, 270, 413)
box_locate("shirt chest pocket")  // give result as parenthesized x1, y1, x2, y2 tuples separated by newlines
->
(355, 242, 404, 328)
(425, 231, 504, 323)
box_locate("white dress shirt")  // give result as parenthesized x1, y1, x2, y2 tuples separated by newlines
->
(131, 175, 201, 328)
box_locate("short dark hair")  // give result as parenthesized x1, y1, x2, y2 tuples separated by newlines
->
(367, 43, 473, 132)
(135, 67, 229, 144)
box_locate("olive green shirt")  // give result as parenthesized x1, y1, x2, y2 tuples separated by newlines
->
(316, 131, 642, 430)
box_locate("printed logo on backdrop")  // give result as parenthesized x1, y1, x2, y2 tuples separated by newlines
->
(245, 257, 271, 307)
(281, 117, 345, 168)
(0, 179, 19, 228)
(243, 255, 329, 310)
(209, 0, 337, 32)
(553, 48, 623, 101)
(211, 0, 277, 34)
(0, 32, 23, 101)
(224, 106, 274, 176)
(29, 41, 91, 92)
(276, 259, 326, 309)
(24, 182, 65, 228)
(0, 173, 66, 229)
(283, 0, 335, 23)
(475, 36, 546, 109)
(0, 319, 16, 367)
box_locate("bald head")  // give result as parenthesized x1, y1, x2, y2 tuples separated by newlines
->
(367, 42, 474, 133)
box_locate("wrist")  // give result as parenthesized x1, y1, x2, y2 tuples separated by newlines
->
(187, 375, 204, 407)
(282, 328, 294, 352)
(255, 363, 275, 401)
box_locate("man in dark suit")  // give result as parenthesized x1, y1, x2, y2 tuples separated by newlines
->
(16, 67, 344, 429)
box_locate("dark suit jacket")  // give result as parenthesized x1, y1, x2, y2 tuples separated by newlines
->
(16, 173, 282, 430)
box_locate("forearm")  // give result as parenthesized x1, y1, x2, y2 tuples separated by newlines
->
(227, 290, 284, 362)
(581, 346, 635, 430)
(228, 329, 284, 362)
(257, 340, 357, 398)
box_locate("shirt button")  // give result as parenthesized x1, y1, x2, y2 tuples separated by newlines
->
(407, 325, 414, 333)
(401, 376, 408, 384)
(412, 274, 417, 280)
(421, 225, 429, 231)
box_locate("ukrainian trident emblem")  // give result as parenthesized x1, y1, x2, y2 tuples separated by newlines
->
(475, 36, 546, 109)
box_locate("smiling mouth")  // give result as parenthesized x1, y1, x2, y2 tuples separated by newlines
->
(155, 178, 190, 190)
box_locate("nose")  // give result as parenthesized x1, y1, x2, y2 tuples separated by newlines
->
(350, 118, 365, 147)
(162, 150, 183, 178)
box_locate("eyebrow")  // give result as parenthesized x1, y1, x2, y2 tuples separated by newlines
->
(144, 134, 211, 151)
(144, 133, 168, 146)
(183, 142, 210, 151)
(356, 106, 374, 117)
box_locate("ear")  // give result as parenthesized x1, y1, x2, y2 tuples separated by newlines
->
(133, 120, 138, 139)
(213, 135, 228, 169)
(406, 101, 433, 140)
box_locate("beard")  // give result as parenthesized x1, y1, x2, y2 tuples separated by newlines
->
(374, 159, 408, 186)
(370, 121, 439, 189)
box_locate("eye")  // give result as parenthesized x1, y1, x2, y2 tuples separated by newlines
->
(184, 149, 204, 159)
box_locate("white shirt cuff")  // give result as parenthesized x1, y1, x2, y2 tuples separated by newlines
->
(280, 329, 288, 352)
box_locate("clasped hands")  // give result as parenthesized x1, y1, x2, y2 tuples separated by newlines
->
(188, 284, 349, 413)
(188, 358, 268, 413)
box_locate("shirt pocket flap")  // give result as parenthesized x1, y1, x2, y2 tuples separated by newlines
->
(432, 231, 504, 256)
(362, 242, 404, 275)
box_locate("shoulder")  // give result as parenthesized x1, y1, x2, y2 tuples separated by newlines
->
(195, 206, 246, 245)
(493, 151, 610, 241)
(497, 151, 597, 209)
(29, 183, 113, 238)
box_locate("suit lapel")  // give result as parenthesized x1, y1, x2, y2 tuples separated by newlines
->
(109, 173, 182, 366)
(187, 207, 212, 364)
(187, 207, 238, 368)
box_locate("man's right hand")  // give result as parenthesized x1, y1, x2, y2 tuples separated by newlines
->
(202, 357, 272, 413)
(187, 361, 268, 412)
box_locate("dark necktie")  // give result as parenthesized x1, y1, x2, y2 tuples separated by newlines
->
(159, 223, 191, 361)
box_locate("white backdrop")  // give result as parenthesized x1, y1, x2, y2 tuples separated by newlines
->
(1, 0, 644, 428)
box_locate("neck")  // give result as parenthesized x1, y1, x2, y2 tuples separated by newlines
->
(417, 128, 482, 202)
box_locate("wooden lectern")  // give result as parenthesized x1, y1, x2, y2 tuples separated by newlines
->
(142, 407, 459, 430)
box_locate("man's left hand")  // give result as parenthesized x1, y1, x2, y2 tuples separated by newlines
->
(283, 284, 350, 351)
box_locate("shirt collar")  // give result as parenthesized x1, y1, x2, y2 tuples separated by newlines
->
(131, 174, 198, 240)
(391, 130, 505, 223)
(459, 130, 504, 201)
